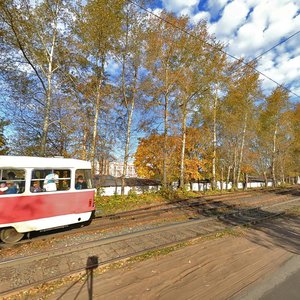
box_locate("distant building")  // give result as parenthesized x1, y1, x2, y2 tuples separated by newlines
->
(97, 158, 111, 176)
(109, 161, 137, 178)
(94, 175, 161, 196)
(95, 158, 137, 178)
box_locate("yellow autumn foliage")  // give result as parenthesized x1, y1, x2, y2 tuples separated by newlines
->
(134, 128, 207, 183)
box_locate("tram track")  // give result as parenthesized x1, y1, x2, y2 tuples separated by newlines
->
(0, 189, 298, 251)
(1, 195, 300, 297)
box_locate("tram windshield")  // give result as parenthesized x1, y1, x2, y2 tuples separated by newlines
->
(75, 169, 92, 190)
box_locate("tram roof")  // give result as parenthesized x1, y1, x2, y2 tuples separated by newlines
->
(0, 156, 91, 169)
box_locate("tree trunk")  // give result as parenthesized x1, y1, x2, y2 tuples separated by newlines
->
(237, 114, 247, 183)
(263, 171, 268, 187)
(121, 97, 135, 195)
(244, 173, 248, 190)
(179, 102, 187, 189)
(232, 147, 238, 189)
(211, 91, 217, 190)
(226, 166, 231, 190)
(91, 88, 101, 175)
(41, 30, 57, 156)
(163, 93, 169, 189)
(91, 59, 105, 176)
(41, 75, 52, 156)
(82, 125, 88, 160)
(162, 66, 169, 189)
(220, 165, 224, 191)
(271, 124, 278, 187)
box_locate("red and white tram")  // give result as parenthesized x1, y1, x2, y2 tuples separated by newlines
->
(0, 156, 95, 243)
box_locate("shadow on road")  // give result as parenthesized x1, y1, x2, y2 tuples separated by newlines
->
(244, 215, 300, 255)
(56, 256, 99, 300)
(171, 188, 300, 256)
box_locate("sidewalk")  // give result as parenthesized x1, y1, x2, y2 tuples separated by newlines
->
(46, 216, 299, 300)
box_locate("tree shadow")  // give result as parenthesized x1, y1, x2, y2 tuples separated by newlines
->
(243, 215, 300, 255)
(172, 196, 300, 255)
(214, 204, 300, 255)
(262, 186, 300, 197)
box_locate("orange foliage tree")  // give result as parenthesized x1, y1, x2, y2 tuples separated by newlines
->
(134, 128, 207, 185)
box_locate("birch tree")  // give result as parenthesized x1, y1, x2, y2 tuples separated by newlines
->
(144, 12, 187, 189)
(73, 0, 124, 173)
(221, 61, 261, 188)
(0, 119, 9, 154)
(114, 3, 145, 194)
(288, 103, 300, 179)
(257, 87, 290, 187)
(176, 21, 212, 189)
(0, 0, 67, 155)
(193, 46, 228, 190)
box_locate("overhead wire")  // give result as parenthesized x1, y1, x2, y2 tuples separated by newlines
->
(127, 0, 300, 99)
(248, 30, 300, 64)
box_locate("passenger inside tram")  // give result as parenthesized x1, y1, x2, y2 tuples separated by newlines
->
(44, 172, 59, 192)
(75, 175, 87, 190)
(3, 180, 18, 194)
(0, 182, 7, 194)
(7, 171, 20, 193)
(30, 181, 42, 193)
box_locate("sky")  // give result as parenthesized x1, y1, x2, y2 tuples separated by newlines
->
(149, 0, 300, 102)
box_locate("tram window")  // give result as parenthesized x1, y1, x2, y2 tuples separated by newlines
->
(0, 169, 25, 195)
(31, 169, 71, 192)
(75, 169, 92, 190)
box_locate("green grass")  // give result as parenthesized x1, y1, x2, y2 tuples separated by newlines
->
(94, 188, 239, 216)
(95, 189, 204, 215)
(95, 192, 166, 215)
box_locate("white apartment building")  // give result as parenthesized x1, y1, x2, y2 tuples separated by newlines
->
(109, 162, 137, 178)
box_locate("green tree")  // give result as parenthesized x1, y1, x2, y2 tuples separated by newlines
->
(113, 3, 145, 194)
(72, 0, 125, 173)
(192, 43, 228, 190)
(0, 119, 9, 154)
(0, 0, 68, 155)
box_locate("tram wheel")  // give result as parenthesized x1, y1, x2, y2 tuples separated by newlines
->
(0, 228, 24, 244)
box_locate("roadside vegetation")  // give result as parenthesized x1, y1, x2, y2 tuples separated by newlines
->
(95, 189, 201, 215)
(1, 1, 299, 192)
(95, 188, 243, 215)
(94, 183, 299, 215)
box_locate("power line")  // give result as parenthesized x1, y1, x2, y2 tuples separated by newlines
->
(127, 0, 300, 99)
(248, 30, 300, 64)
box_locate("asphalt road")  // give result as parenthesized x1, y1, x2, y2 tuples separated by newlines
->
(234, 255, 300, 300)
(260, 268, 300, 300)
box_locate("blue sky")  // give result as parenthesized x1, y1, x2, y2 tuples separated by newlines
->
(148, 0, 300, 102)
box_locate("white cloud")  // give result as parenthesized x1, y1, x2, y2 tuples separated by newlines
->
(228, 22, 266, 56)
(191, 11, 211, 23)
(209, 0, 300, 55)
(207, 0, 231, 18)
(212, 0, 251, 37)
(162, 0, 200, 15)
(158, 0, 300, 100)
(205, 0, 300, 100)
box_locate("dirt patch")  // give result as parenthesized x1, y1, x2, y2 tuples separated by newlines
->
(34, 216, 298, 300)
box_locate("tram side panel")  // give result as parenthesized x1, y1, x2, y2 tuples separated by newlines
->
(0, 190, 95, 233)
